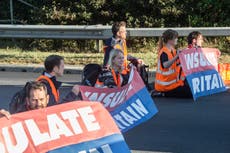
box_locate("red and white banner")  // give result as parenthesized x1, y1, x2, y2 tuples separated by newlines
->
(0, 102, 130, 153)
(79, 68, 158, 132)
(179, 48, 220, 76)
(179, 48, 226, 100)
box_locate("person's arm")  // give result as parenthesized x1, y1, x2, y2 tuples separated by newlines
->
(61, 85, 81, 103)
(160, 52, 179, 68)
(0, 109, 10, 119)
(162, 53, 179, 69)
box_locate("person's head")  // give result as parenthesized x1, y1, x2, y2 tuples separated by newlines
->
(158, 29, 179, 51)
(187, 31, 203, 47)
(44, 55, 64, 77)
(26, 81, 49, 110)
(107, 49, 124, 72)
(112, 21, 127, 40)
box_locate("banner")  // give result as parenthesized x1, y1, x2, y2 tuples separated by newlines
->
(0, 102, 130, 153)
(80, 68, 158, 132)
(179, 48, 226, 100)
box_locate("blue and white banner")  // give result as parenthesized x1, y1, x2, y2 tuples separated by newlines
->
(179, 48, 226, 100)
(80, 68, 158, 132)
(186, 69, 226, 100)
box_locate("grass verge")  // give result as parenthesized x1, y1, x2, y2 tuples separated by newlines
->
(0, 48, 229, 69)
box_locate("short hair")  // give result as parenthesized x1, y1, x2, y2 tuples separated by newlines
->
(44, 55, 64, 73)
(187, 31, 202, 45)
(112, 21, 126, 36)
(26, 81, 48, 98)
(162, 29, 178, 43)
(107, 49, 124, 68)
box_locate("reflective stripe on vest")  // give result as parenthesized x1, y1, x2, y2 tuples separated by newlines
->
(36, 75, 60, 103)
(157, 61, 175, 76)
(155, 79, 177, 86)
(155, 46, 184, 92)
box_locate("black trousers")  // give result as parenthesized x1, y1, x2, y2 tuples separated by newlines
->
(164, 79, 193, 98)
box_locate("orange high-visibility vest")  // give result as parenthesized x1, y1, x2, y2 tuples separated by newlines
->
(95, 69, 122, 88)
(36, 75, 60, 103)
(155, 46, 184, 92)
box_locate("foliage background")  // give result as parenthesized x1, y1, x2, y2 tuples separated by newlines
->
(0, 0, 229, 54)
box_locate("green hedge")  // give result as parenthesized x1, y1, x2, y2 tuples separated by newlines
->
(0, 0, 229, 52)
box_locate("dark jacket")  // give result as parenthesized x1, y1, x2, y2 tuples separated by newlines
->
(40, 72, 79, 105)
(103, 37, 136, 67)
(96, 68, 129, 88)
(41, 72, 62, 106)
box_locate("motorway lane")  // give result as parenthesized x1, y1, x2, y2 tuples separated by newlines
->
(125, 91, 230, 153)
(0, 71, 229, 153)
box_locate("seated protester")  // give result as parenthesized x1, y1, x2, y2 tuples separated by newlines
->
(36, 55, 63, 106)
(9, 81, 80, 114)
(103, 21, 144, 74)
(37, 55, 79, 105)
(26, 82, 50, 110)
(187, 31, 221, 58)
(154, 29, 192, 98)
(19, 81, 49, 112)
(0, 109, 10, 119)
(95, 49, 129, 88)
(187, 31, 204, 48)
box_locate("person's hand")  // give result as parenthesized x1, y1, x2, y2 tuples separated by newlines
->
(216, 50, 221, 58)
(137, 59, 144, 65)
(0, 109, 11, 119)
(72, 85, 80, 96)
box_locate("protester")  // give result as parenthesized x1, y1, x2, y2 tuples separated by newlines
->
(37, 55, 79, 105)
(0, 109, 10, 119)
(9, 55, 80, 114)
(9, 81, 80, 114)
(95, 49, 129, 88)
(154, 29, 192, 98)
(35, 55, 63, 106)
(26, 81, 49, 110)
(103, 21, 143, 74)
(187, 31, 221, 59)
(187, 31, 204, 48)
(10, 81, 49, 112)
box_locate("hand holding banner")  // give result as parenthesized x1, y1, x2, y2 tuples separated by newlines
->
(179, 48, 226, 100)
(0, 102, 130, 153)
(80, 68, 158, 132)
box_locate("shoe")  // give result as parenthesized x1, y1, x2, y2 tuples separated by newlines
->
(150, 90, 164, 97)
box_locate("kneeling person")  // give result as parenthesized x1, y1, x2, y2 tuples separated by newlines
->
(154, 29, 192, 98)
(10, 81, 49, 113)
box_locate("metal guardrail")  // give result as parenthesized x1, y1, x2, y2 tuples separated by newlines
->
(0, 25, 229, 39)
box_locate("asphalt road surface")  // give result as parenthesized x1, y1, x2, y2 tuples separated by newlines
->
(0, 71, 229, 153)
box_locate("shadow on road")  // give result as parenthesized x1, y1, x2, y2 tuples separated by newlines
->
(0, 84, 229, 153)
(125, 89, 230, 153)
